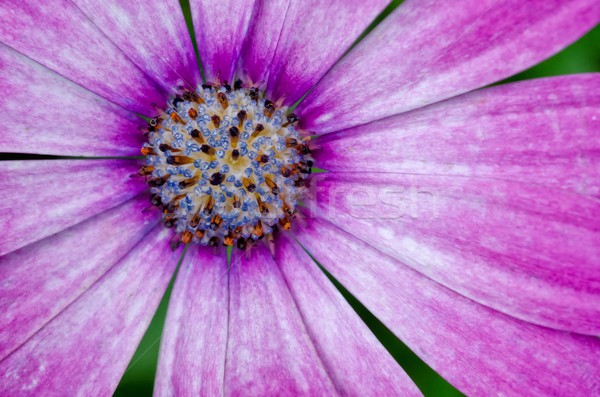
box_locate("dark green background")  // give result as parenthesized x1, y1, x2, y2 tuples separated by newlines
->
(114, 2, 600, 395)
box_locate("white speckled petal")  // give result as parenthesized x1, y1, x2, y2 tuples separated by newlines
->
(299, 0, 600, 133)
(297, 218, 600, 397)
(236, 0, 289, 85)
(0, 44, 142, 156)
(308, 172, 600, 335)
(0, 160, 147, 256)
(189, 0, 256, 83)
(0, 196, 160, 361)
(0, 0, 165, 114)
(225, 245, 337, 395)
(72, 0, 201, 92)
(315, 74, 600, 198)
(238, 0, 388, 105)
(154, 246, 229, 396)
(276, 233, 421, 396)
(0, 227, 181, 396)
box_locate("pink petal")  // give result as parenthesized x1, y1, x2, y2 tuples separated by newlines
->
(0, 160, 147, 256)
(275, 233, 421, 396)
(0, 44, 142, 156)
(0, 226, 181, 396)
(236, 0, 289, 85)
(239, 0, 388, 105)
(189, 0, 256, 83)
(316, 74, 600, 197)
(226, 245, 337, 394)
(72, 0, 200, 91)
(154, 246, 229, 396)
(299, 0, 600, 133)
(0, 0, 165, 115)
(308, 172, 600, 335)
(0, 196, 160, 361)
(297, 218, 600, 396)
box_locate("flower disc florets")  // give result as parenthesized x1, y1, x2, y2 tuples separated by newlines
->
(140, 81, 313, 248)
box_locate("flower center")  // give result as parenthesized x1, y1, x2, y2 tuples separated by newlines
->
(140, 81, 313, 249)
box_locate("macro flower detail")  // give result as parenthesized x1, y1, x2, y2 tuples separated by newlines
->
(0, 1, 598, 397)
(142, 83, 312, 247)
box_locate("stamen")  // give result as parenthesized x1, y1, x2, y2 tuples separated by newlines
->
(138, 165, 154, 176)
(217, 92, 229, 109)
(209, 172, 226, 186)
(211, 115, 221, 128)
(140, 147, 155, 156)
(170, 112, 186, 124)
(141, 83, 313, 248)
(166, 155, 194, 165)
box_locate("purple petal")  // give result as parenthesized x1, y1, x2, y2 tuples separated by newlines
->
(308, 172, 600, 335)
(275, 234, 421, 396)
(236, 0, 289, 85)
(239, 0, 388, 105)
(72, 0, 200, 91)
(189, 0, 256, 83)
(297, 218, 600, 396)
(225, 245, 337, 394)
(0, 226, 181, 396)
(0, 196, 160, 361)
(0, 0, 165, 114)
(316, 74, 600, 197)
(0, 160, 147, 256)
(154, 246, 228, 396)
(299, 0, 600, 133)
(0, 45, 143, 156)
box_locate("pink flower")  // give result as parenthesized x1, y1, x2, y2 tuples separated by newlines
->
(1, 0, 599, 396)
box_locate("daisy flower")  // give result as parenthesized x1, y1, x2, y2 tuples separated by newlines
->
(1, 0, 599, 396)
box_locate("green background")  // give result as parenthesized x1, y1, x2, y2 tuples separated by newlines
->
(114, 1, 600, 395)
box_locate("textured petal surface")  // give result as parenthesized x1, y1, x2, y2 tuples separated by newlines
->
(0, 226, 181, 396)
(239, 0, 388, 105)
(226, 245, 337, 395)
(299, 0, 600, 133)
(308, 172, 600, 335)
(316, 74, 600, 197)
(72, 0, 200, 91)
(154, 246, 229, 396)
(236, 0, 289, 85)
(0, 44, 142, 156)
(0, 160, 146, 256)
(0, 0, 165, 114)
(297, 218, 600, 397)
(276, 234, 421, 396)
(190, 0, 256, 83)
(0, 196, 159, 361)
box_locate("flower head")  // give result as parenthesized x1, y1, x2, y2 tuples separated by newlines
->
(0, 0, 599, 396)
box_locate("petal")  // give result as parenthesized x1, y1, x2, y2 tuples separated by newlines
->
(226, 245, 337, 395)
(308, 172, 600, 335)
(189, 0, 256, 83)
(297, 218, 600, 397)
(72, 0, 201, 91)
(0, 1, 165, 115)
(0, 44, 143, 156)
(275, 233, 421, 396)
(0, 196, 160, 361)
(316, 74, 600, 197)
(299, 0, 600, 133)
(0, 226, 181, 396)
(236, 0, 289, 85)
(154, 246, 229, 396)
(239, 0, 389, 105)
(0, 159, 147, 256)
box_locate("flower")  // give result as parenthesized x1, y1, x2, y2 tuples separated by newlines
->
(0, 0, 599, 396)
